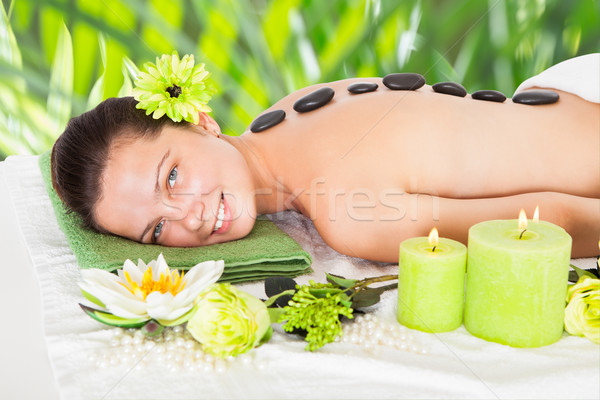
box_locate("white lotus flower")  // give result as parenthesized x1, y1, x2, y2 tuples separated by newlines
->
(79, 254, 224, 326)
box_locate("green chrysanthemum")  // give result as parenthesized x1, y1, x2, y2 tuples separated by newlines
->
(133, 52, 216, 124)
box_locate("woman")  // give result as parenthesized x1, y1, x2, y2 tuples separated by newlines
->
(51, 54, 600, 262)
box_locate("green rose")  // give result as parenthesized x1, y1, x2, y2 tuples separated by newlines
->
(187, 283, 272, 357)
(564, 276, 600, 344)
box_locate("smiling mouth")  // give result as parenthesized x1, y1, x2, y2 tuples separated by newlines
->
(213, 193, 225, 232)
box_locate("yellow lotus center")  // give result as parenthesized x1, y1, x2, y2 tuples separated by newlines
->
(121, 266, 187, 300)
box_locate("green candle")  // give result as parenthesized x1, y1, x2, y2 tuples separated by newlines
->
(398, 229, 467, 332)
(465, 213, 572, 347)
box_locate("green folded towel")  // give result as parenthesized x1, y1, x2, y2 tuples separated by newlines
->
(39, 151, 311, 283)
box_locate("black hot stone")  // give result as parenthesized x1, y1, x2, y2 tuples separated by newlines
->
(293, 87, 335, 113)
(512, 89, 559, 105)
(432, 82, 467, 97)
(347, 82, 378, 94)
(471, 90, 506, 103)
(250, 109, 286, 133)
(382, 73, 425, 90)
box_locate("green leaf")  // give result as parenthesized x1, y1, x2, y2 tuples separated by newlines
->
(0, 2, 22, 74)
(308, 287, 343, 298)
(325, 273, 358, 289)
(86, 34, 107, 110)
(122, 55, 141, 81)
(46, 21, 73, 136)
(80, 288, 105, 308)
(79, 304, 148, 328)
(569, 264, 600, 283)
(259, 326, 273, 345)
(263, 289, 296, 308)
(351, 287, 384, 309)
(118, 62, 134, 97)
(268, 307, 286, 323)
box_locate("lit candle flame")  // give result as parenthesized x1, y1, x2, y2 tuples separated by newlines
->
(518, 209, 528, 230)
(428, 227, 439, 251)
(533, 206, 539, 223)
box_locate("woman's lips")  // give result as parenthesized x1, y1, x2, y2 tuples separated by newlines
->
(212, 193, 231, 234)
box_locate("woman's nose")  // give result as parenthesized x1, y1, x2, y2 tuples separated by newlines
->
(164, 194, 205, 231)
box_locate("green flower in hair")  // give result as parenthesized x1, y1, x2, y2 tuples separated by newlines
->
(133, 52, 216, 124)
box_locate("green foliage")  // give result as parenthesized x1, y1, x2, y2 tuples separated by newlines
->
(1, 0, 599, 159)
(279, 284, 354, 351)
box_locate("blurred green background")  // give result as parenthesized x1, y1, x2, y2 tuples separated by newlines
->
(0, 0, 598, 160)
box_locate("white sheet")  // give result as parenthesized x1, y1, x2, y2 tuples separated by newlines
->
(2, 154, 598, 400)
(514, 53, 600, 103)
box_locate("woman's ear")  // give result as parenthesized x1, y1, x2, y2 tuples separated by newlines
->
(197, 112, 221, 137)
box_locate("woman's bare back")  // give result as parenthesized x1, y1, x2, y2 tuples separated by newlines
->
(233, 78, 600, 261)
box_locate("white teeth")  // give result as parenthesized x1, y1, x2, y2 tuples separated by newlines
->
(213, 198, 225, 231)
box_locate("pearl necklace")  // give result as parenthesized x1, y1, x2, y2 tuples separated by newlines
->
(90, 325, 266, 373)
(339, 314, 428, 355)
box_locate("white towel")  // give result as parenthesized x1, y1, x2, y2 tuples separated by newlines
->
(514, 53, 600, 103)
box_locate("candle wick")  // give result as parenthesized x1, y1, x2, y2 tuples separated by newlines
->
(432, 246, 437, 252)
(519, 229, 527, 239)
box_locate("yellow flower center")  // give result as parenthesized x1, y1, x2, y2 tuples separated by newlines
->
(121, 266, 187, 300)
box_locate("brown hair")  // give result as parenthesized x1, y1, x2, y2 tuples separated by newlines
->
(51, 96, 187, 231)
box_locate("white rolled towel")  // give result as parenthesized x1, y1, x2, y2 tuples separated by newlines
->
(514, 53, 600, 103)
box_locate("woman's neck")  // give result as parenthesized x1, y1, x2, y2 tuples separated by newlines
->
(219, 134, 300, 215)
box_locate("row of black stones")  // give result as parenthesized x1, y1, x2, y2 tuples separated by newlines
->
(249, 73, 559, 133)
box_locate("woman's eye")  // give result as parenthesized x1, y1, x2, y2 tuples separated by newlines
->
(168, 167, 177, 189)
(153, 221, 164, 241)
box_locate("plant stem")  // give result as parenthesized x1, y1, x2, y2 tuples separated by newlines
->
(348, 274, 398, 299)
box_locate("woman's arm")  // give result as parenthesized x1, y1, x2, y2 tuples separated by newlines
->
(319, 191, 599, 263)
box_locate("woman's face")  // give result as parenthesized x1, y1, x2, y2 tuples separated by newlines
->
(94, 126, 257, 247)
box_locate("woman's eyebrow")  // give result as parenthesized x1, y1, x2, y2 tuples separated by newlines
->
(139, 149, 170, 242)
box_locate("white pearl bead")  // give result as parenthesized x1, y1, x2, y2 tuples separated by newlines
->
(173, 325, 183, 334)
(214, 359, 227, 373)
(120, 336, 132, 346)
(204, 354, 215, 364)
(166, 362, 179, 372)
(184, 341, 195, 350)
(175, 338, 185, 347)
(255, 360, 266, 371)
(194, 350, 204, 359)
(239, 353, 252, 365)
